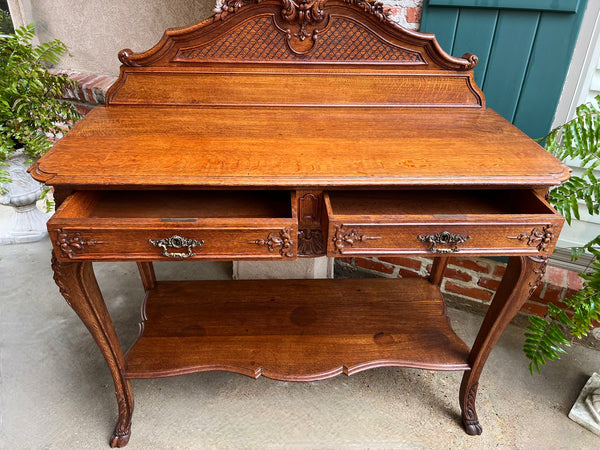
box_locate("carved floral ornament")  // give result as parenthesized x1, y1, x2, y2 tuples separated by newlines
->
(251, 228, 296, 257)
(298, 229, 326, 256)
(56, 229, 101, 258)
(214, 0, 391, 54)
(332, 225, 381, 253)
(507, 225, 554, 253)
(215, 0, 390, 23)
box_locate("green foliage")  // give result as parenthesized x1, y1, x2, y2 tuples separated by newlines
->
(545, 97, 600, 228)
(0, 9, 13, 34)
(40, 186, 54, 212)
(524, 95, 600, 374)
(0, 24, 80, 192)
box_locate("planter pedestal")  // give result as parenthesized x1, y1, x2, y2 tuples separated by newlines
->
(569, 372, 600, 435)
(0, 151, 50, 245)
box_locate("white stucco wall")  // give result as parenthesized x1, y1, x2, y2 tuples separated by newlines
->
(9, 0, 215, 75)
(10, 0, 424, 76)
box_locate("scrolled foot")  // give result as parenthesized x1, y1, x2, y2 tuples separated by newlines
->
(460, 380, 481, 436)
(109, 428, 131, 448)
(464, 420, 483, 435)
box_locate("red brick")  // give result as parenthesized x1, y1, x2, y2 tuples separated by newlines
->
(355, 258, 394, 274)
(492, 264, 506, 277)
(520, 302, 548, 317)
(529, 286, 544, 304)
(444, 267, 473, 283)
(387, 7, 401, 17)
(567, 271, 584, 291)
(69, 72, 91, 83)
(444, 281, 493, 302)
(540, 284, 564, 304)
(67, 72, 92, 87)
(91, 76, 117, 104)
(379, 256, 422, 271)
(477, 276, 501, 291)
(398, 267, 420, 278)
(551, 298, 573, 311)
(81, 75, 104, 103)
(448, 257, 492, 274)
(405, 7, 422, 23)
(545, 266, 567, 286)
(564, 287, 580, 300)
(76, 74, 100, 102)
(63, 82, 76, 99)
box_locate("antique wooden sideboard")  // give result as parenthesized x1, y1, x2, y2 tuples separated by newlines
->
(31, 1, 570, 447)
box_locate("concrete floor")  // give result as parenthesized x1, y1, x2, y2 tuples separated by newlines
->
(1, 237, 600, 449)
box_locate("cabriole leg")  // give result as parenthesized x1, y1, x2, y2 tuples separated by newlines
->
(459, 255, 547, 435)
(51, 252, 134, 447)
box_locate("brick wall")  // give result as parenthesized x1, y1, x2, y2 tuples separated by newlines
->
(337, 256, 592, 326)
(384, 0, 424, 30)
(53, 69, 117, 115)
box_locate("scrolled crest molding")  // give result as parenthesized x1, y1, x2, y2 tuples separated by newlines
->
(114, 0, 477, 70)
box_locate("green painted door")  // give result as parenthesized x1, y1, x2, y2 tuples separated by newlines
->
(420, 0, 588, 138)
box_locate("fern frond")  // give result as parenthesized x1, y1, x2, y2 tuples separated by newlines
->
(524, 315, 570, 375)
(526, 95, 600, 374)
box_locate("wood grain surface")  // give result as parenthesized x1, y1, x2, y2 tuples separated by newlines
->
(42, 0, 571, 443)
(324, 189, 564, 257)
(124, 278, 471, 380)
(49, 190, 298, 262)
(31, 106, 569, 188)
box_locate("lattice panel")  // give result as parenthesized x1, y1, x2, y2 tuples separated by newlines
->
(175, 16, 290, 61)
(312, 18, 424, 62)
(173, 16, 424, 63)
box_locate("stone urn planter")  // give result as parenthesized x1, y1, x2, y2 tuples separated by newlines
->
(0, 150, 50, 244)
(0, 25, 80, 244)
(570, 372, 600, 435)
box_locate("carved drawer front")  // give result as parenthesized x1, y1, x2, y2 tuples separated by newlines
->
(48, 191, 297, 261)
(324, 190, 564, 257)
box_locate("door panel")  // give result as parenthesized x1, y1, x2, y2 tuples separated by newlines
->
(421, 0, 588, 138)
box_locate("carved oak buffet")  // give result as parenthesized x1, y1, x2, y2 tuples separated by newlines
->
(31, 1, 570, 447)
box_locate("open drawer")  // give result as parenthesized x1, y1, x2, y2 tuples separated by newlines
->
(324, 190, 564, 257)
(49, 190, 297, 261)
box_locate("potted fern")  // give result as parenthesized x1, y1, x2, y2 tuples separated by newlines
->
(523, 95, 600, 433)
(0, 24, 80, 243)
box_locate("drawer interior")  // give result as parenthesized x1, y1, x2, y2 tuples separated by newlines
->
(56, 190, 294, 220)
(326, 190, 555, 217)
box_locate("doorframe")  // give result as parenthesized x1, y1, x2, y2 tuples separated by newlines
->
(553, 1, 600, 127)
(551, 1, 600, 271)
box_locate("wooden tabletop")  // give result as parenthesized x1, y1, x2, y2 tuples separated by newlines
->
(31, 105, 569, 189)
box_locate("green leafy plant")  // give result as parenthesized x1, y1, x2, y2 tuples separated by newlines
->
(524, 95, 600, 374)
(0, 8, 13, 34)
(0, 24, 80, 192)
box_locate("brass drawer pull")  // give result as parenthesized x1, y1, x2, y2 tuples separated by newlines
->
(149, 235, 204, 258)
(418, 231, 470, 254)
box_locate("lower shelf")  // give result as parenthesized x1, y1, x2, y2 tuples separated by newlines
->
(124, 278, 471, 381)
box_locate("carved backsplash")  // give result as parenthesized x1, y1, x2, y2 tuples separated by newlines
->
(109, 0, 481, 106)
(115, 0, 477, 71)
(174, 14, 424, 62)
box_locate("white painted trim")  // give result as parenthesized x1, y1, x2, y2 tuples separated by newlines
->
(551, 1, 600, 259)
(6, 0, 30, 29)
(6, 0, 38, 45)
(553, 1, 600, 128)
